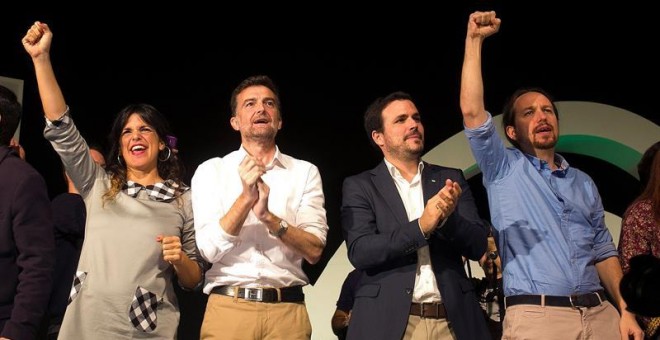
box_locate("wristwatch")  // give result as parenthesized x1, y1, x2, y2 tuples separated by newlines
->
(270, 219, 289, 238)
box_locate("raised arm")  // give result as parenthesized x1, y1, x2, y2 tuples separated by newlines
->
(23, 21, 103, 197)
(22, 21, 67, 120)
(460, 11, 501, 128)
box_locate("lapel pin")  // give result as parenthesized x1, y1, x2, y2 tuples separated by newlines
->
(431, 179, 436, 183)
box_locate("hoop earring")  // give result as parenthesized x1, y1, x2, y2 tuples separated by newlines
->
(159, 146, 171, 162)
(117, 154, 124, 166)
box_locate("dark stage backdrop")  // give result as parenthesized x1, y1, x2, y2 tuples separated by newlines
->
(2, 2, 658, 339)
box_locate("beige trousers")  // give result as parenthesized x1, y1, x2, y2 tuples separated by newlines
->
(502, 301, 621, 340)
(200, 294, 312, 340)
(404, 315, 456, 340)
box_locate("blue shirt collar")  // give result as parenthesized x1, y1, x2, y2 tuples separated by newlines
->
(524, 152, 569, 177)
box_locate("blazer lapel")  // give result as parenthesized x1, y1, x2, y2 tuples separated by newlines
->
(371, 161, 409, 226)
(422, 162, 443, 204)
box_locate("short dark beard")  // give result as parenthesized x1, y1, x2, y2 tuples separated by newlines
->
(388, 143, 424, 162)
(532, 137, 557, 150)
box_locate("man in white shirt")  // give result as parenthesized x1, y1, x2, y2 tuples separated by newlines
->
(191, 75, 328, 340)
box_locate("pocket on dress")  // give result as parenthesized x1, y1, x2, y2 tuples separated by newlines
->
(68, 271, 87, 304)
(128, 286, 158, 332)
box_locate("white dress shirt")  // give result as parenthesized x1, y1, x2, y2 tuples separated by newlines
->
(384, 159, 442, 304)
(192, 146, 328, 294)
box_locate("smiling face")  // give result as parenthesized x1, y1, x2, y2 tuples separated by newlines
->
(372, 99, 424, 162)
(120, 113, 164, 174)
(230, 85, 281, 143)
(506, 91, 559, 155)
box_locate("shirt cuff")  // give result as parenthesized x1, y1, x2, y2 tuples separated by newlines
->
(463, 111, 493, 134)
(418, 220, 430, 239)
(45, 105, 70, 128)
(178, 262, 207, 292)
(419, 218, 448, 240)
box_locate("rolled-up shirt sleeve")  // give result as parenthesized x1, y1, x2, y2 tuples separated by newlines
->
(296, 164, 328, 245)
(191, 158, 240, 263)
(589, 181, 618, 261)
(464, 112, 514, 183)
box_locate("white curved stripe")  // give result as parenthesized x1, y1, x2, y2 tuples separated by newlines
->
(556, 101, 659, 154)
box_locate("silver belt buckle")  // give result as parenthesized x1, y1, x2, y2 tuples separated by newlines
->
(244, 288, 263, 301)
(593, 291, 603, 305)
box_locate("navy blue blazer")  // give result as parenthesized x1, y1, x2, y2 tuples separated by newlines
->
(0, 146, 55, 339)
(341, 161, 490, 340)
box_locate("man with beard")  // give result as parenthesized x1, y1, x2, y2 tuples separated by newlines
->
(341, 91, 490, 339)
(191, 75, 328, 340)
(460, 11, 642, 339)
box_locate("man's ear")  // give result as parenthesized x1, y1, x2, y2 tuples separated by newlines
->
(230, 116, 239, 131)
(371, 130, 383, 147)
(505, 125, 517, 142)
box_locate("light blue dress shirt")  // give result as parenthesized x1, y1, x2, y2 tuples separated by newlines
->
(465, 114, 618, 297)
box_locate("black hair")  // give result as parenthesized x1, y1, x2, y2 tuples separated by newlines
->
(501, 87, 559, 149)
(230, 75, 281, 117)
(363, 91, 414, 150)
(0, 85, 21, 146)
(104, 103, 185, 201)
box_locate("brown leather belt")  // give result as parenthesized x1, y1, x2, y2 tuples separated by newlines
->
(210, 285, 304, 303)
(409, 302, 447, 319)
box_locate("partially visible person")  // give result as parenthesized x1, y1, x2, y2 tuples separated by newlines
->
(620, 254, 660, 322)
(23, 21, 204, 339)
(618, 141, 660, 339)
(44, 144, 105, 340)
(166, 135, 178, 155)
(637, 141, 660, 192)
(476, 227, 503, 340)
(341, 91, 489, 339)
(331, 269, 364, 340)
(192, 75, 328, 340)
(460, 10, 642, 340)
(9, 138, 25, 160)
(0, 84, 55, 339)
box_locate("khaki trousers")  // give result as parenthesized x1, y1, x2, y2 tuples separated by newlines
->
(502, 300, 621, 340)
(200, 294, 312, 340)
(404, 315, 456, 340)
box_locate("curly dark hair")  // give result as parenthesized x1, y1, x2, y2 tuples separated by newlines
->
(103, 103, 185, 201)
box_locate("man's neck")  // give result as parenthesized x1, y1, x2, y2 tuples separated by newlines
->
(536, 149, 557, 170)
(243, 140, 277, 166)
(522, 147, 557, 170)
(385, 156, 421, 182)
